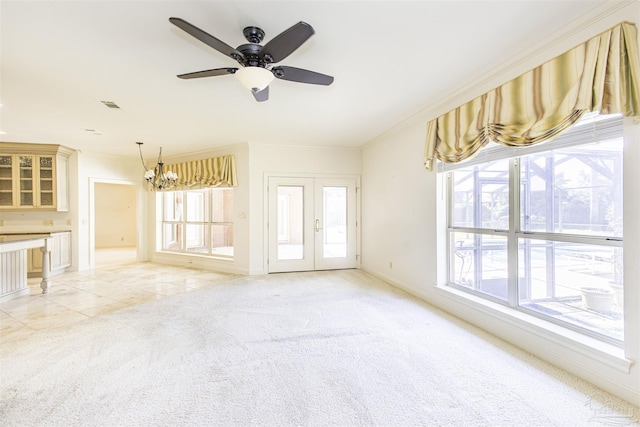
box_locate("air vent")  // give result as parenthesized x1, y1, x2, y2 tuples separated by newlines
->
(100, 100, 121, 109)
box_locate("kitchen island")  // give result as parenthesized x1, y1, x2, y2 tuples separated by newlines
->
(0, 234, 53, 301)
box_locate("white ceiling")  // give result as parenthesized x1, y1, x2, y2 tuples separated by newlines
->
(0, 0, 605, 160)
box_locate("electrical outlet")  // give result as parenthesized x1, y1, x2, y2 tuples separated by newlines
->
(44, 220, 54, 226)
(389, 262, 393, 269)
(67, 219, 72, 226)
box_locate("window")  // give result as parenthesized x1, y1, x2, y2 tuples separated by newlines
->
(160, 187, 234, 258)
(446, 114, 624, 342)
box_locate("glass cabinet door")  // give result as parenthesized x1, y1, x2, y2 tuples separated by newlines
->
(0, 148, 64, 210)
(19, 155, 35, 207)
(0, 155, 14, 207)
(38, 156, 55, 207)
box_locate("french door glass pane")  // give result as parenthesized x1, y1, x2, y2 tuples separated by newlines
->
(520, 139, 623, 238)
(451, 159, 509, 230)
(162, 223, 182, 251)
(212, 224, 233, 257)
(323, 186, 347, 258)
(186, 224, 208, 253)
(277, 186, 304, 260)
(518, 238, 623, 341)
(451, 232, 508, 301)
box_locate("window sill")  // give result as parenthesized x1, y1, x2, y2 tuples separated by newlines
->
(156, 251, 234, 262)
(433, 283, 633, 374)
(151, 251, 247, 275)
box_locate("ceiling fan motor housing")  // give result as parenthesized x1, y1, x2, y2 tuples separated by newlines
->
(237, 43, 265, 67)
(243, 26, 265, 43)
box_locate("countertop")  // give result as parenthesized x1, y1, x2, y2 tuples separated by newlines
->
(0, 228, 72, 235)
(0, 234, 52, 244)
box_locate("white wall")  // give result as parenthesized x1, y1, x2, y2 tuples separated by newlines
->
(94, 183, 137, 248)
(74, 151, 146, 271)
(247, 143, 362, 274)
(361, 1, 640, 405)
(0, 207, 72, 230)
(361, 118, 434, 288)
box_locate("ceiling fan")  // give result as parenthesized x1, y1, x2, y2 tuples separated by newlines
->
(169, 17, 334, 102)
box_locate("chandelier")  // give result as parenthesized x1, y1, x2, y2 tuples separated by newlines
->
(136, 142, 178, 190)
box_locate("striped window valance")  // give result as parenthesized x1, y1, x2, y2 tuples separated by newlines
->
(424, 21, 640, 171)
(165, 154, 237, 188)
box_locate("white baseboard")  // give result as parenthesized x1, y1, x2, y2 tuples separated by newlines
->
(151, 252, 248, 275)
(0, 287, 30, 304)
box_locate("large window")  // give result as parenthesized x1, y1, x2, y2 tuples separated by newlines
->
(446, 114, 624, 342)
(161, 188, 234, 258)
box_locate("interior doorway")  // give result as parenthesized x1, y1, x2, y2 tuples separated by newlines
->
(94, 182, 138, 267)
(268, 176, 358, 273)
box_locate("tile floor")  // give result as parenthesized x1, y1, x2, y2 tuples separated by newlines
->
(0, 256, 239, 343)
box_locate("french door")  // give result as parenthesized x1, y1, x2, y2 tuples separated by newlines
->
(268, 176, 358, 273)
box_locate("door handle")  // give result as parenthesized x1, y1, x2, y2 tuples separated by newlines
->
(315, 219, 320, 232)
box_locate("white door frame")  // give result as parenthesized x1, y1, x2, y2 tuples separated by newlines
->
(264, 173, 360, 273)
(89, 178, 145, 268)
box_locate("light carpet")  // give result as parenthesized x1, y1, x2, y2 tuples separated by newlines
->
(1, 268, 638, 426)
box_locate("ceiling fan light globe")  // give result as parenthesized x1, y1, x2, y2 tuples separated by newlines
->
(235, 67, 274, 91)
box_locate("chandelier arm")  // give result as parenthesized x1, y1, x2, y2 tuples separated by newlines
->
(137, 142, 149, 171)
(135, 143, 178, 191)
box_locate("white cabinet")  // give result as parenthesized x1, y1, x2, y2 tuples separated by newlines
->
(27, 232, 72, 275)
(51, 231, 71, 270)
(0, 143, 72, 211)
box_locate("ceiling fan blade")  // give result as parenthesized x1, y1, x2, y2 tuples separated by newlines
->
(260, 22, 314, 63)
(272, 66, 334, 85)
(177, 68, 238, 79)
(169, 17, 245, 62)
(252, 86, 269, 102)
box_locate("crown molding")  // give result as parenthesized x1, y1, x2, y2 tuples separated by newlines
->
(0, 142, 74, 156)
